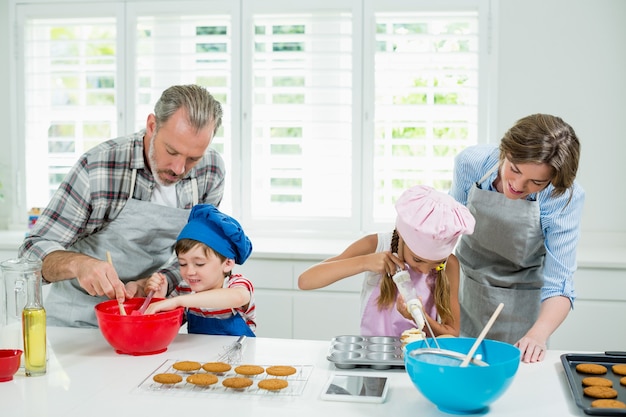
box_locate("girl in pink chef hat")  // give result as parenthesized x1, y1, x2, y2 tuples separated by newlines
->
(298, 185, 475, 338)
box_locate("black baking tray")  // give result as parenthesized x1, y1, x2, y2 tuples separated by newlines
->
(561, 351, 626, 415)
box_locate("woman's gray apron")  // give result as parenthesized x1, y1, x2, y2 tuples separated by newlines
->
(45, 169, 197, 327)
(456, 165, 545, 344)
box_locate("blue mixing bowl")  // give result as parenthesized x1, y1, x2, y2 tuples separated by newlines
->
(404, 337, 521, 414)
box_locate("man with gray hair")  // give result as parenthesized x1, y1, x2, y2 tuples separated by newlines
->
(19, 85, 226, 328)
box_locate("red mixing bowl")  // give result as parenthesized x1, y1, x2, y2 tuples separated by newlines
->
(95, 298, 183, 356)
(0, 349, 22, 382)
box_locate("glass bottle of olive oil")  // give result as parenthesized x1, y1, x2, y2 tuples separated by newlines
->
(22, 265, 46, 376)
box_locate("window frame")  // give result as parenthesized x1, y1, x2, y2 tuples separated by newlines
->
(8, 0, 496, 240)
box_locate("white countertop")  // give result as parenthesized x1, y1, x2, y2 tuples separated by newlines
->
(1, 327, 590, 417)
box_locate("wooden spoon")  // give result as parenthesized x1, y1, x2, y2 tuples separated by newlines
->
(106, 251, 126, 316)
(460, 302, 504, 367)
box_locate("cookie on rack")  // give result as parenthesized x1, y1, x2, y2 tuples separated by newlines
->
(266, 365, 297, 377)
(172, 361, 202, 372)
(222, 376, 254, 389)
(202, 361, 232, 373)
(234, 364, 265, 376)
(153, 373, 183, 384)
(186, 373, 219, 386)
(258, 378, 289, 391)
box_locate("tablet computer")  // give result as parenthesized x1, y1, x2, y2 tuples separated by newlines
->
(320, 373, 389, 403)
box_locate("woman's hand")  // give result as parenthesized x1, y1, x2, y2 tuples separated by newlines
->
(515, 335, 547, 363)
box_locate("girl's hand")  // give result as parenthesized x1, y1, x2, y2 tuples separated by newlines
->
(396, 294, 425, 322)
(367, 251, 405, 277)
(396, 294, 412, 320)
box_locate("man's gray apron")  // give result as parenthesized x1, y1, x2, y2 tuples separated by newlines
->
(45, 169, 198, 327)
(456, 166, 545, 344)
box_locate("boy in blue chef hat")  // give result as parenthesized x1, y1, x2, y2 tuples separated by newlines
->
(143, 204, 255, 337)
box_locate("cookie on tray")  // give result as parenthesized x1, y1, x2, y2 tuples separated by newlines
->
(612, 364, 626, 376)
(172, 361, 202, 372)
(582, 377, 613, 387)
(266, 365, 297, 377)
(258, 378, 289, 391)
(591, 399, 626, 409)
(583, 386, 618, 399)
(621, 376, 626, 387)
(576, 363, 607, 375)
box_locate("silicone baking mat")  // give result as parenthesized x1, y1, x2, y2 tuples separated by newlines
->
(134, 359, 313, 398)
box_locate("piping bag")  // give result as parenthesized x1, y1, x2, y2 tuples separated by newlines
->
(392, 267, 443, 352)
(391, 268, 427, 331)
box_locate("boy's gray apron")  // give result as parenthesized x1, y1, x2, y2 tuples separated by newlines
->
(45, 169, 198, 327)
(456, 165, 545, 345)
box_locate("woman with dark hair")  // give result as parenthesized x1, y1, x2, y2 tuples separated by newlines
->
(450, 114, 584, 363)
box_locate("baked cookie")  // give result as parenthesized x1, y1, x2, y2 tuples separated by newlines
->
(186, 373, 219, 386)
(258, 379, 289, 391)
(172, 361, 202, 372)
(266, 365, 297, 377)
(234, 364, 265, 376)
(153, 373, 183, 384)
(621, 376, 626, 386)
(400, 328, 424, 346)
(612, 364, 626, 376)
(576, 363, 608, 375)
(583, 386, 618, 399)
(591, 399, 626, 409)
(222, 377, 254, 389)
(582, 377, 613, 387)
(202, 362, 232, 373)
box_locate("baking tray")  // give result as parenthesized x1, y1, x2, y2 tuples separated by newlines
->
(326, 335, 404, 370)
(561, 351, 626, 415)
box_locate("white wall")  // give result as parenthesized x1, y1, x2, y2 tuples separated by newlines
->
(1, 0, 625, 241)
(0, 0, 11, 229)
(494, 0, 626, 240)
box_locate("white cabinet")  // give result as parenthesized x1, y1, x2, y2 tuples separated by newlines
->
(236, 258, 363, 341)
(549, 267, 626, 351)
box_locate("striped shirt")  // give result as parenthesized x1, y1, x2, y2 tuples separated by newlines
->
(449, 144, 585, 303)
(172, 273, 256, 332)
(18, 130, 225, 284)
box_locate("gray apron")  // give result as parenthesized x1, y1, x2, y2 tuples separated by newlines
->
(456, 166, 544, 344)
(45, 169, 198, 327)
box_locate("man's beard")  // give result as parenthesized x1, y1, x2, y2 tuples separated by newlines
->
(148, 131, 180, 186)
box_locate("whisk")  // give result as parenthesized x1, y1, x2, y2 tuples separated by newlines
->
(217, 335, 246, 364)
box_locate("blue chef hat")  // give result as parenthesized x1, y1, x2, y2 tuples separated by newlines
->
(177, 204, 253, 265)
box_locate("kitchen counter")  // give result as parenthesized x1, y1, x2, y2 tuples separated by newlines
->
(1, 327, 589, 417)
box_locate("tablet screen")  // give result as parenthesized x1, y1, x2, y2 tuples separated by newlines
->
(321, 374, 388, 403)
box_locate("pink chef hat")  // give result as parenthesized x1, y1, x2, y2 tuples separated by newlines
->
(395, 185, 475, 260)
